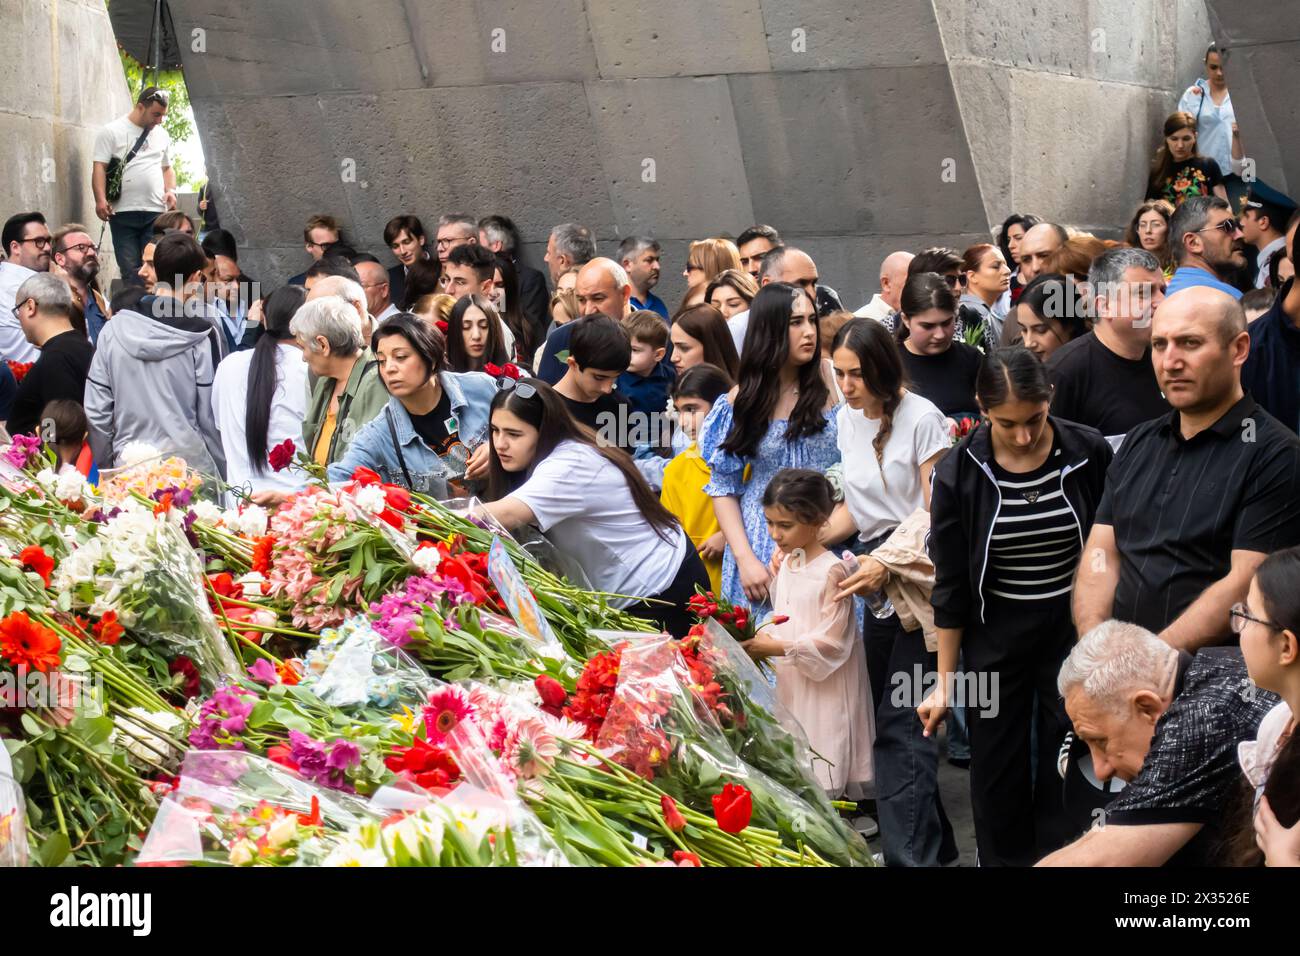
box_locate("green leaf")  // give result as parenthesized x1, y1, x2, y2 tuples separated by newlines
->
(62, 654, 91, 673)
(270, 708, 312, 733)
(38, 832, 70, 868)
(696, 761, 722, 788)
(19, 713, 42, 737)
(247, 700, 276, 729)
(327, 531, 370, 554)
(75, 715, 115, 747)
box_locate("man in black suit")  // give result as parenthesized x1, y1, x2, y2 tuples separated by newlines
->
(383, 214, 431, 308)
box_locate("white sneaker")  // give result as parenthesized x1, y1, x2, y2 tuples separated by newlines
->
(851, 815, 879, 838)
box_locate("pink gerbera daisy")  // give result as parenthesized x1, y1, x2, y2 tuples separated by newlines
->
(422, 686, 475, 744)
(504, 716, 559, 779)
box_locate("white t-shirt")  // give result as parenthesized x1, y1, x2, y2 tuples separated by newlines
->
(92, 117, 172, 213)
(212, 343, 309, 500)
(727, 309, 749, 356)
(837, 390, 950, 541)
(512, 440, 686, 605)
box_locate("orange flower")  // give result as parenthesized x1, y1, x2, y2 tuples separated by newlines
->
(92, 610, 124, 646)
(153, 491, 174, 515)
(251, 535, 276, 574)
(19, 546, 54, 587)
(0, 611, 62, 672)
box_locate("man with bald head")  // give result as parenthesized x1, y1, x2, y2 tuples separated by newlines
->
(1074, 285, 1300, 650)
(1016, 222, 1067, 286)
(855, 251, 914, 323)
(354, 259, 397, 323)
(533, 258, 635, 384)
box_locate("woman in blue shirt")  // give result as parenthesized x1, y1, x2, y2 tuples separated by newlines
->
(329, 312, 497, 497)
(698, 282, 840, 613)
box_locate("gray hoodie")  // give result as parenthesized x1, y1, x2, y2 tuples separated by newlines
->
(84, 294, 227, 477)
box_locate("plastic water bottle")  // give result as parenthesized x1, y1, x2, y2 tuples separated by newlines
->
(841, 550, 894, 619)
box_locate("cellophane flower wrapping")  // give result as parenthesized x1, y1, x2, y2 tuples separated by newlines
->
(594, 636, 873, 866)
(684, 619, 862, 837)
(54, 499, 240, 689)
(299, 615, 437, 711)
(135, 750, 378, 866)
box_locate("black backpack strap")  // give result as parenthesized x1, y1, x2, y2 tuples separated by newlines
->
(384, 406, 415, 489)
(124, 127, 151, 165)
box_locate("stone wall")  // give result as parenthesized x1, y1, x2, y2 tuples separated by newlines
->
(166, 0, 1221, 309)
(1, 0, 131, 279)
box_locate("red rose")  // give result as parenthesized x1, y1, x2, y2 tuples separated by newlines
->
(534, 674, 568, 709)
(19, 545, 54, 587)
(660, 794, 687, 832)
(268, 438, 296, 472)
(711, 782, 752, 834)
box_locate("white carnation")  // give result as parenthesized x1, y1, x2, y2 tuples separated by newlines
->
(412, 546, 441, 574)
(54, 470, 88, 501)
(353, 484, 387, 516)
(190, 499, 224, 525)
(232, 504, 269, 538)
(34, 468, 58, 491)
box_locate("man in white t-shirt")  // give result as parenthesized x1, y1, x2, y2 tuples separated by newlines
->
(92, 86, 176, 289)
(854, 251, 914, 323)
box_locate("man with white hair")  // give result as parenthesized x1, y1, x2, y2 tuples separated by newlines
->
(1039, 620, 1277, 866)
(9, 273, 93, 437)
(534, 257, 634, 385)
(855, 251, 914, 322)
(306, 274, 372, 343)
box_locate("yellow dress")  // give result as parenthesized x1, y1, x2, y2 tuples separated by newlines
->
(660, 443, 722, 594)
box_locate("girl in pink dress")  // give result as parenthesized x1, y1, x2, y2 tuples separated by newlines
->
(744, 469, 875, 800)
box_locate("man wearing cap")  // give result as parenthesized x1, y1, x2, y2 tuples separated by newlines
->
(92, 86, 176, 289)
(1240, 183, 1297, 288)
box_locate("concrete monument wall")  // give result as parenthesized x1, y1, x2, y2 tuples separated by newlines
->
(1, 0, 132, 277)
(166, 0, 1222, 308)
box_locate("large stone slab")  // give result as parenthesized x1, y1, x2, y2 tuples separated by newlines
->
(315, 83, 616, 257)
(760, 0, 947, 71)
(585, 0, 772, 78)
(168, 0, 426, 100)
(584, 77, 754, 239)
(0, 0, 55, 119)
(729, 67, 988, 236)
(403, 0, 599, 87)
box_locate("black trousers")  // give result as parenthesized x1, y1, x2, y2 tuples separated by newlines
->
(963, 595, 1075, 866)
(624, 546, 711, 638)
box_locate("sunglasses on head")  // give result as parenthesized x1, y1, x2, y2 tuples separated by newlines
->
(496, 378, 537, 399)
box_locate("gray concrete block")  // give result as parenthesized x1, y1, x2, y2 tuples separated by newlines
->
(0, 0, 55, 120)
(948, 62, 1013, 228)
(1237, 43, 1300, 194)
(170, 0, 425, 100)
(403, 0, 599, 87)
(193, 95, 356, 253)
(55, 0, 130, 129)
(728, 67, 987, 236)
(585, 0, 772, 78)
(1205, 0, 1300, 44)
(760, 0, 946, 71)
(584, 77, 754, 239)
(315, 83, 616, 255)
(1175, 0, 1214, 88)
(1008, 70, 1171, 233)
(0, 112, 58, 217)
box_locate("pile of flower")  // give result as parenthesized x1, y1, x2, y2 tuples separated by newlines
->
(0, 439, 870, 867)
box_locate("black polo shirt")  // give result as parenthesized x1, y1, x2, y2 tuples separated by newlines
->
(1096, 392, 1300, 635)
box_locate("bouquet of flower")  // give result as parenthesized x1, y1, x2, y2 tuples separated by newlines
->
(948, 415, 979, 445)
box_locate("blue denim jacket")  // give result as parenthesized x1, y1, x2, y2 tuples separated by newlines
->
(327, 370, 498, 494)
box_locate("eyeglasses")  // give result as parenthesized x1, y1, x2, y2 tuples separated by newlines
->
(1137, 221, 1166, 232)
(10, 298, 32, 320)
(1229, 601, 1283, 634)
(18, 236, 52, 249)
(496, 378, 537, 399)
(1198, 218, 1241, 236)
(61, 242, 98, 256)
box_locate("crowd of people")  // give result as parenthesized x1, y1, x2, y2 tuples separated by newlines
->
(2, 41, 1299, 868)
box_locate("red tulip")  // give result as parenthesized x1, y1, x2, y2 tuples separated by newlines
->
(661, 794, 687, 832)
(672, 851, 701, 866)
(712, 782, 752, 834)
(351, 466, 382, 486)
(534, 674, 568, 709)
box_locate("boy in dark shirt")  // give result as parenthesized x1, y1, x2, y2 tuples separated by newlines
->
(554, 314, 635, 454)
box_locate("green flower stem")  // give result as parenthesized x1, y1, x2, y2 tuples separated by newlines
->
(36, 748, 68, 838)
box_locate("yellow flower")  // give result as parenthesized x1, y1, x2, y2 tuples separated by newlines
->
(392, 705, 420, 735)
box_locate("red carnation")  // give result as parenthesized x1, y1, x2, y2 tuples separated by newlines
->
(712, 782, 752, 834)
(92, 610, 124, 646)
(168, 655, 201, 699)
(660, 794, 687, 832)
(268, 438, 296, 472)
(19, 545, 54, 587)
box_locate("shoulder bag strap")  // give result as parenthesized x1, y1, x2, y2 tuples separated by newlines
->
(384, 406, 415, 489)
(124, 127, 151, 166)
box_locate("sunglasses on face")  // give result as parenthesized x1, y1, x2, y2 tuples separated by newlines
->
(1198, 218, 1240, 236)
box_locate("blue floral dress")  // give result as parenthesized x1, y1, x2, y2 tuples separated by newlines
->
(698, 395, 842, 614)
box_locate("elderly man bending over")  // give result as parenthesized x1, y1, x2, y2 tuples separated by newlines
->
(1038, 620, 1276, 866)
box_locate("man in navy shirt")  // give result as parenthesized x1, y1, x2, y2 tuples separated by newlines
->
(619, 236, 668, 320)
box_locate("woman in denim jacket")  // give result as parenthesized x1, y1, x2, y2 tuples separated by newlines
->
(328, 312, 498, 497)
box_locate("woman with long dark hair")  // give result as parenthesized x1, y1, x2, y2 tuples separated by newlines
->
(481, 377, 709, 637)
(919, 348, 1112, 866)
(491, 252, 534, 362)
(669, 303, 741, 380)
(1145, 110, 1229, 207)
(1011, 273, 1091, 363)
(1225, 547, 1300, 866)
(400, 258, 443, 310)
(821, 316, 954, 865)
(212, 284, 308, 499)
(997, 213, 1041, 313)
(698, 282, 840, 612)
(328, 312, 498, 495)
(445, 294, 510, 373)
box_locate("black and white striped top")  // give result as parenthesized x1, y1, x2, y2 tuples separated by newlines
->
(986, 443, 1082, 601)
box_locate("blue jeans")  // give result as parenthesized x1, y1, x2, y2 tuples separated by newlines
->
(109, 210, 158, 288)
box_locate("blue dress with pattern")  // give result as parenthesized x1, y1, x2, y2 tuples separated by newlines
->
(698, 395, 842, 614)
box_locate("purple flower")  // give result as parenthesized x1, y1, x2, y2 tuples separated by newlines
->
(247, 658, 279, 686)
(2, 434, 43, 470)
(182, 509, 200, 548)
(326, 739, 361, 771)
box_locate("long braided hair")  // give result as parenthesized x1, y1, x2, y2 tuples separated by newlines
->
(831, 317, 905, 485)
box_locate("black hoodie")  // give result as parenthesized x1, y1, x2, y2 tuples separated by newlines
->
(928, 416, 1113, 628)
